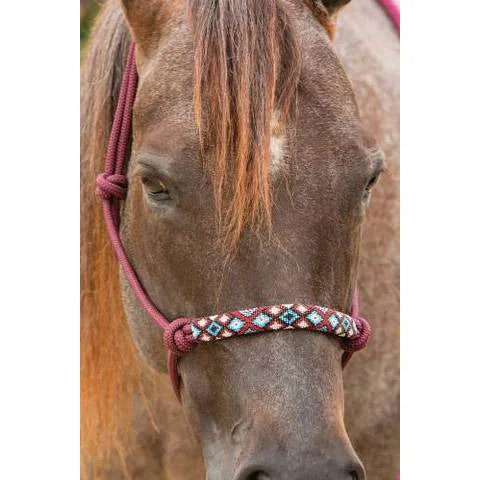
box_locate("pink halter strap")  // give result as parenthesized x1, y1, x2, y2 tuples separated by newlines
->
(95, 44, 372, 401)
(377, 0, 400, 33)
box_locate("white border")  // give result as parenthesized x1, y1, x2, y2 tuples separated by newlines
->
(402, 0, 480, 477)
(0, 0, 479, 478)
(0, 1, 78, 478)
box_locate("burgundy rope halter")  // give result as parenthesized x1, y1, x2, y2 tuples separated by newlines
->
(92, 0, 402, 397)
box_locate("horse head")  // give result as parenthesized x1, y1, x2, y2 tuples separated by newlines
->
(83, 1, 386, 478)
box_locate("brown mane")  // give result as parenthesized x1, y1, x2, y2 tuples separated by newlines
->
(81, 0, 332, 474)
(80, 5, 138, 474)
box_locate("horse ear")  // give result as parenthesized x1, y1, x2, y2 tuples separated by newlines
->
(305, 0, 351, 37)
(315, 0, 351, 16)
(119, 0, 172, 56)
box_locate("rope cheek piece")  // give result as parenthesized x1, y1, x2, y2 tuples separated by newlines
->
(95, 45, 372, 402)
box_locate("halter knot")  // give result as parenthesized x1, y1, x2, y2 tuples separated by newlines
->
(163, 318, 197, 355)
(342, 316, 371, 352)
(95, 173, 128, 200)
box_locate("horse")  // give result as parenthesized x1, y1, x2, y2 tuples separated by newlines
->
(80, 0, 399, 478)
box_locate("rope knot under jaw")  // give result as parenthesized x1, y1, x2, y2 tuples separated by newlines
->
(95, 173, 128, 200)
(342, 316, 371, 353)
(163, 318, 197, 355)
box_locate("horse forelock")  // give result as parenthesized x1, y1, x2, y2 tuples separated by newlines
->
(187, 0, 336, 253)
(189, 0, 303, 252)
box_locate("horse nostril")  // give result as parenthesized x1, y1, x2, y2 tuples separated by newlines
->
(237, 457, 364, 480)
(246, 472, 270, 480)
(348, 463, 366, 480)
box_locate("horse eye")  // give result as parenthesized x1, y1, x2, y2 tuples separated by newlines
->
(362, 172, 382, 204)
(366, 173, 380, 191)
(141, 176, 170, 200)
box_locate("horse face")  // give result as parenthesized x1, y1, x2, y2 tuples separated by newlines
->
(119, 0, 382, 477)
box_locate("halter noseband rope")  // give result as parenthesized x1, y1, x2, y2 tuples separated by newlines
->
(164, 304, 371, 357)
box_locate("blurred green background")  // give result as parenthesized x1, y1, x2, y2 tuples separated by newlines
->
(80, 0, 102, 51)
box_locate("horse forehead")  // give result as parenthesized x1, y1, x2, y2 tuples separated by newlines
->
(134, 19, 194, 108)
(134, 63, 194, 131)
(133, 7, 360, 172)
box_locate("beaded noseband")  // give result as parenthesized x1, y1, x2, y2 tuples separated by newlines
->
(95, 45, 371, 400)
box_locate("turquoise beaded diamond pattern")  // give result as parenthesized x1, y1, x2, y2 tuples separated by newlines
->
(190, 304, 358, 343)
